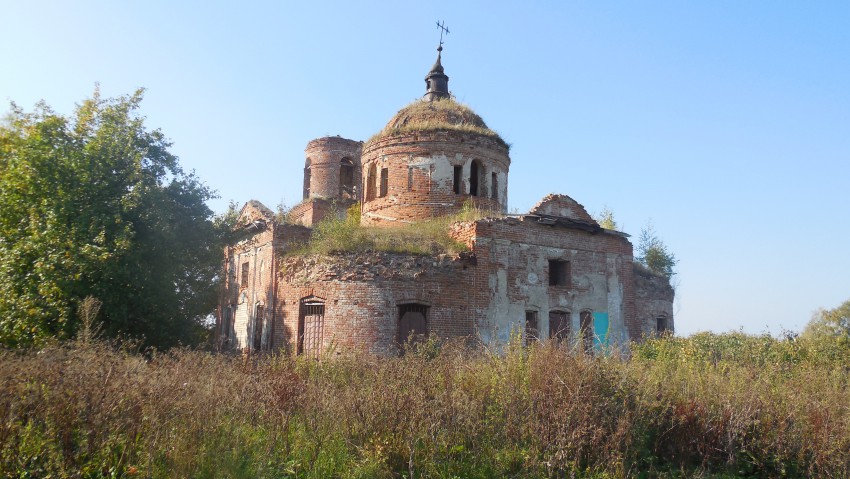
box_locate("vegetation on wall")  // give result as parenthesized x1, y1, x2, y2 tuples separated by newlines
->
(289, 202, 498, 257)
(636, 221, 678, 279)
(0, 90, 228, 348)
(2, 329, 849, 478)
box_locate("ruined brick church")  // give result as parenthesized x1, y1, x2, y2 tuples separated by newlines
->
(216, 44, 674, 355)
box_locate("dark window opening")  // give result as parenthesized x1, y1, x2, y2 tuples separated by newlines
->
(398, 303, 428, 350)
(240, 262, 250, 288)
(253, 305, 265, 351)
(548, 260, 570, 287)
(366, 163, 377, 201)
(525, 311, 539, 345)
(549, 311, 570, 342)
(453, 165, 463, 194)
(298, 299, 325, 358)
(491, 172, 498, 201)
(580, 311, 593, 354)
(379, 168, 389, 198)
(656, 316, 669, 335)
(470, 160, 480, 196)
(221, 306, 232, 346)
(339, 158, 355, 198)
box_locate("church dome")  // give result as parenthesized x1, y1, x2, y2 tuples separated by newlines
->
(368, 98, 508, 149)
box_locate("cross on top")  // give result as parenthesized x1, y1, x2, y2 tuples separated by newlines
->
(436, 20, 450, 49)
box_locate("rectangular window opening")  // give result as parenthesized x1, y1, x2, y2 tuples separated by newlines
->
(548, 259, 570, 287)
(398, 304, 428, 351)
(491, 172, 498, 201)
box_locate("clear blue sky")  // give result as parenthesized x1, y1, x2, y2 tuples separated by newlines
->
(3, 1, 849, 336)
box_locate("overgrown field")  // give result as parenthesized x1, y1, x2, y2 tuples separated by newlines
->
(2, 333, 849, 478)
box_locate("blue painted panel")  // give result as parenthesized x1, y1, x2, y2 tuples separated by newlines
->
(592, 312, 609, 350)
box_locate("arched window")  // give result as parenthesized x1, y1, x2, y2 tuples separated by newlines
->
(379, 168, 389, 197)
(339, 158, 355, 198)
(548, 310, 569, 342)
(253, 304, 265, 351)
(303, 158, 312, 200)
(469, 160, 481, 196)
(366, 163, 377, 201)
(580, 310, 593, 354)
(525, 310, 539, 346)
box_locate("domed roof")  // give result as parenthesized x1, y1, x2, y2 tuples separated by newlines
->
(367, 98, 508, 149)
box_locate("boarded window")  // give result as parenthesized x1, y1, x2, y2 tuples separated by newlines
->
(453, 165, 463, 194)
(253, 305, 265, 351)
(470, 160, 480, 196)
(398, 303, 428, 348)
(548, 260, 570, 287)
(240, 262, 250, 288)
(580, 311, 593, 354)
(298, 299, 325, 358)
(366, 163, 377, 201)
(491, 172, 498, 201)
(339, 158, 355, 198)
(379, 168, 389, 197)
(525, 311, 539, 345)
(549, 311, 570, 342)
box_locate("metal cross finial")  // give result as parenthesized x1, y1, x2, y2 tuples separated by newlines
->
(436, 20, 450, 49)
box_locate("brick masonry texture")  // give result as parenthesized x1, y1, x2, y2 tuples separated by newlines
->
(216, 91, 674, 354)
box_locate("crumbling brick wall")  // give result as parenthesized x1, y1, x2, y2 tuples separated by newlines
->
(361, 131, 509, 225)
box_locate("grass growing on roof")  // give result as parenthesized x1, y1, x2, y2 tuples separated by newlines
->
(289, 202, 501, 256)
(366, 98, 510, 150)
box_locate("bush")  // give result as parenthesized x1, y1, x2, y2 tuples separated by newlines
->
(2, 333, 849, 477)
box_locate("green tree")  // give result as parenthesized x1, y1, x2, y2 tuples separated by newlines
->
(803, 298, 850, 343)
(636, 221, 677, 279)
(594, 206, 618, 231)
(0, 89, 225, 348)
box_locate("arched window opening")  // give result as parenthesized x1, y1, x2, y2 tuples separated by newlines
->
(221, 305, 233, 347)
(525, 310, 539, 346)
(253, 304, 265, 351)
(303, 159, 312, 200)
(298, 298, 325, 358)
(339, 158, 355, 198)
(453, 165, 463, 194)
(548, 311, 569, 342)
(398, 303, 428, 352)
(379, 168, 389, 197)
(469, 160, 480, 196)
(366, 163, 377, 201)
(580, 310, 593, 354)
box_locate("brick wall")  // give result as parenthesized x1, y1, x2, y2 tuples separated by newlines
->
(304, 136, 362, 201)
(360, 130, 510, 225)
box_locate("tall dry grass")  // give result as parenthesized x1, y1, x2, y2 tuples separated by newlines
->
(1, 332, 849, 478)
